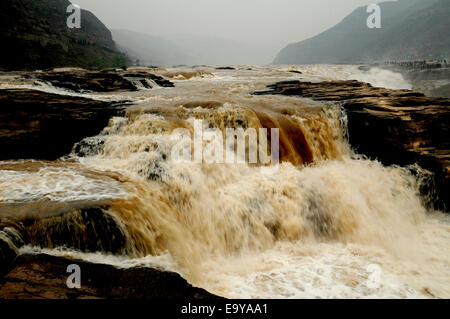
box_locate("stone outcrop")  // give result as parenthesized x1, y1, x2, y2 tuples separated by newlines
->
(215, 67, 236, 70)
(5, 207, 128, 254)
(254, 80, 450, 211)
(0, 203, 128, 271)
(0, 67, 175, 160)
(0, 89, 128, 160)
(0, 254, 217, 299)
(31, 69, 175, 93)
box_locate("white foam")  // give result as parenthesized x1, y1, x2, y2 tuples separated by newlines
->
(0, 163, 128, 203)
(19, 245, 179, 273)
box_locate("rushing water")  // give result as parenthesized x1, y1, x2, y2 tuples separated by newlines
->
(0, 65, 449, 298)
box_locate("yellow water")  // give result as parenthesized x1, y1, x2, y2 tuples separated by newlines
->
(1, 65, 449, 298)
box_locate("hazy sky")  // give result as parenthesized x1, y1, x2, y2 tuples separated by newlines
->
(74, 0, 392, 51)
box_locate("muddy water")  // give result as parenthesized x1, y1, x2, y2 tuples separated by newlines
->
(1, 65, 449, 298)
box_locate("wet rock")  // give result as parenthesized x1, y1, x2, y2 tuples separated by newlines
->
(255, 80, 450, 211)
(0, 254, 218, 299)
(35, 71, 137, 92)
(22, 207, 128, 255)
(215, 67, 236, 70)
(0, 232, 18, 277)
(72, 136, 106, 157)
(0, 89, 127, 160)
(0, 0, 129, 70)
(32, 69, 174, 93)
(254, 80, 425, 100)
(1, 227, 25, 248)
(1, 206, 128, 255)
(122, 72, 175, 88)
(358, 66, 371, 72)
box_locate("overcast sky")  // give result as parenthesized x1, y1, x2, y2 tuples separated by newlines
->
(74, 0, 393, 50)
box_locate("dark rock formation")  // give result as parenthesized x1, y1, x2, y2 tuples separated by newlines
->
(358, 66, 371, 72)
(31, 69, 174, 92)
(6, 68, 176, 93)
(0, 254, 218, 299)
(0, 0, 129, 70)
(0, 232, 18, 277)
(34, 71, 137, 92)
(121, 72, 175, 88)
(0, 89, 128, 160)
(215, 67, 236, 70)
(254, 80, 450, 211)
(0, 202, 129, 252)
(22, 208, 127, 254)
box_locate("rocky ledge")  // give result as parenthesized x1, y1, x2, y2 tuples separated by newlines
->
(0, 89, 128, 160)
(254, 80, 450, 211)
(28, 68, 175, 93)
(0, 254, 216, 299)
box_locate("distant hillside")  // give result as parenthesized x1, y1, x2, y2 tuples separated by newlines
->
(0, 0, 128, 70)
(112, 29, 277, 66)
(112, 29, 192, 66)
(274, 0, 449, 64)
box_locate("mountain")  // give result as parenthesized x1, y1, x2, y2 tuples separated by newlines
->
(0, 0, 128, 70)
(274, 0, 449, 64)
(112, 29, 192, 66)
(112, 29, 277, 66)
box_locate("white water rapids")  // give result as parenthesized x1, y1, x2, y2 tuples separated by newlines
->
(0, 65, 448, 299)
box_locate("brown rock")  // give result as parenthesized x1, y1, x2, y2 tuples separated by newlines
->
(0, 232, 18, 277)
(32, 69, 174, 93)
(0, 254, 218, 299)
(0, 89, 128, 160)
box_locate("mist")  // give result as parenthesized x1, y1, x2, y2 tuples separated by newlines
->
(73, 0, 394, 65)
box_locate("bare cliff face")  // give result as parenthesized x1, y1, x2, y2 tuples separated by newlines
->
(0, 0, 128, 70)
